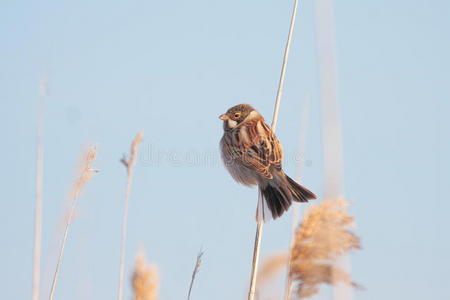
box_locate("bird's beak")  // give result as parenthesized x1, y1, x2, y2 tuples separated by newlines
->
(219, 114, 228, 120)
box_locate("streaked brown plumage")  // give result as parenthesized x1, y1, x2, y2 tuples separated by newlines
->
(219, 104, 316, 221)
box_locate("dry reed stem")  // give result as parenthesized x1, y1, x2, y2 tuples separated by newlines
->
(32, 73, 46, 300)
(187, 250, 203, 300)
(285, 95, 310, 300)
(315, 0, 343, 199)
(271, 0, 298, 133)
(315, 1, 349, 297)
(132, 251, 159, 300)
(118, 131, 144, 300)
(248, 221, 263, 300)
(49, 146, 98, 300)
(290, 198, 361, 298)
(248, 0, 299, 299)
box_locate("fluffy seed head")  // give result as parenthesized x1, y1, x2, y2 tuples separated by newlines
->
(290, 197, 361, 297)
(132, 251, 159, 300)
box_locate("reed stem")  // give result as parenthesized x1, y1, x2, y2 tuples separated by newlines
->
(118, 132, 143, 300)
(187, 250, 203, 300)
(285, 95, 310, 300)
(49, 147, 97, 300)
(32, 74, 46, 300)
(49, 196, 76, 300)
(248, 0, 299, 299)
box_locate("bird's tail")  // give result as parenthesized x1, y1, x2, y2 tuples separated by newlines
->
(256, 174, 316, 222)
(285, 175, 316, 203)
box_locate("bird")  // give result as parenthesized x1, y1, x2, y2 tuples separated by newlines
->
(219, 104, 316, 222)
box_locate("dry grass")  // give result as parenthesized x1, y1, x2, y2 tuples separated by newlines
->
(187, 250, 203, 300)
(49, 146, 98, 300)
(289, 198, 361, 298)
(132, 251, 159, 300)
(118, 131, 144, 300)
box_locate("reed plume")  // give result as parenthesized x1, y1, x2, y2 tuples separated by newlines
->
(49, 146, 98, 300)
(187, 250, 203, 300)
(289, 198, 361, 298)
(118, 131, 144, 300)
(132, 251, 159, 300)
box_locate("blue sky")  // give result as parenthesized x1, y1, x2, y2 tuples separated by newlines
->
(1, 0, 449, 299)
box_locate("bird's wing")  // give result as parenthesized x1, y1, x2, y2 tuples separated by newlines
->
(240, 120, 283, 179)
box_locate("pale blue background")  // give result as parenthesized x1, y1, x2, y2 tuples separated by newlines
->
(1, 0, 449, 299)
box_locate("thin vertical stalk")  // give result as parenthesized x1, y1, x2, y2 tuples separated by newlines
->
(49, 147, 97, 300)
(187, 250, 203, 300)
(248, 0, 299, 299)
(315, 0, 352, 298)
(32, 74, 46, 300)
(271, 0, 299, 132)
(285, 94, 310, 300)
(118, 132, 143, 300)
(315, 0, 343, 198)
(49, 197, 77, 300)
(248, 221, 263, 300)
(118, 171, 132, 300)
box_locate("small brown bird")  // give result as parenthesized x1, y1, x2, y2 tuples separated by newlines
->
(219, 104, 316, 221)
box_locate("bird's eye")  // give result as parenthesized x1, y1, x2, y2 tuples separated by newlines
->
(233, 112, 241, 119)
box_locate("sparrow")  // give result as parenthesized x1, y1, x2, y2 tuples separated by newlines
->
(219, 104, 316, 221)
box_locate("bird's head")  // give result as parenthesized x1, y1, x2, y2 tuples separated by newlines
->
(219, 104, 260, 130)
